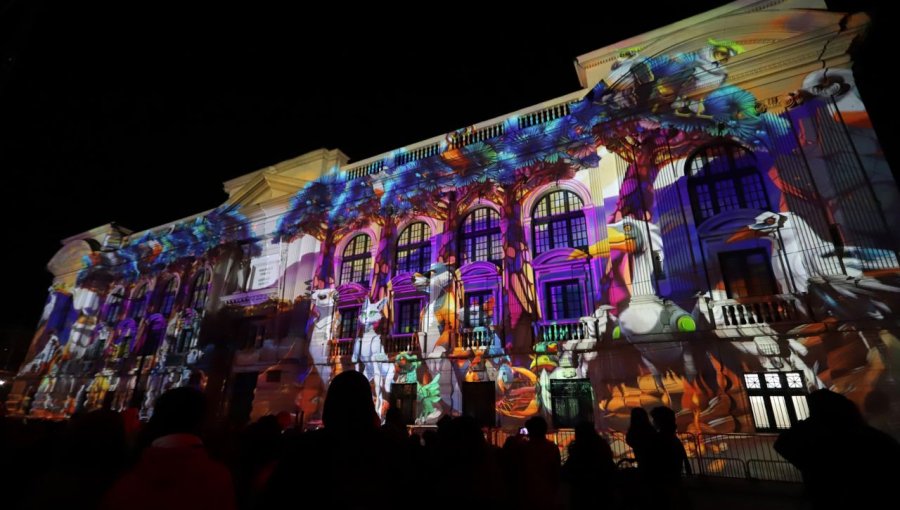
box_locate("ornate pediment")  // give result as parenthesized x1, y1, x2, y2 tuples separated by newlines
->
(224, 172, 308, 208)
(458, 261, 501, 280)
(532, 247, 590, 267)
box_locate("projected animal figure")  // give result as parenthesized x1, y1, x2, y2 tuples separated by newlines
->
(352, 297, 389, 417)
(308, 288, 338, 385)
(413, 262, 462, 415)
(732, 211, 897, 291)
(589, 217, 694, 353)
(413, 263, 458, 355)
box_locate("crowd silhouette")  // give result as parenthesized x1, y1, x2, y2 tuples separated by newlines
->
(2, 373, 897, 510)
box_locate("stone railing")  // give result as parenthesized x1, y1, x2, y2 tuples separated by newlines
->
(534, 319, 593, 344)
(458, 328, 495, 349)
(710, 295, 802, 328)
(518, 101, 572, 129)
(329, 338, 354, 357)
(345, 159, 386, 180)
(384, 333, 420, 354)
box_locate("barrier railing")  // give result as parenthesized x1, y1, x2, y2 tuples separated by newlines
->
(480, 428, 801, 483)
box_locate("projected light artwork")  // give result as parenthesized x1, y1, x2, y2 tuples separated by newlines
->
(10, 3, 900, 452)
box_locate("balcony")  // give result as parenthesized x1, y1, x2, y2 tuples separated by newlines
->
(458, 328, 496, 350)
(220, 287, 280, 307)
(709, 295, 804, 328)
(534, 319, 595, 344)
(329, 338, 354, 357)
(384, 334, 420, 355)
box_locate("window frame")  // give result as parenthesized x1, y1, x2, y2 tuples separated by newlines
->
(395, 222, 432, 275)
(128, 284, 148, 320)
(394, 299, 423, 335)
(337, 306, 361, 340)
(340, 234, 373, 287)
(743, 371, 809, 432)
(686, 142, 770, 225)
(719, 248, 778, 298)
(531, 190, 589, 256)
(159, 278, 180, 317)
(463, 290, 495, 329)
(549, 378, 594, 429)
(190, 269, 211, 311)
(544, 279, 586, 321)
(459, 207, 503, 266)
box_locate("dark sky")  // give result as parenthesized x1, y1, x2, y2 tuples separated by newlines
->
(0, 1, 895, 363)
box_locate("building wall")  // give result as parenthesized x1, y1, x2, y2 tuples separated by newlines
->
(9, 2, 900, 439)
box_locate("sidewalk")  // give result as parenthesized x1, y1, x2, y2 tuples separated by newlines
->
(684, 477, 807, 510)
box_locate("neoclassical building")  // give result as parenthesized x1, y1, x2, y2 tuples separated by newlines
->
(10, 0, 900, 442)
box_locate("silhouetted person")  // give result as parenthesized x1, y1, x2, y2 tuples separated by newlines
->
(520, 416, 561, 510)
(562, 421, 616, 510)
(19, 409, 128, 510)
(102, 387, 236, 510)
(626, 407, 657, 478)
(650, 406, 691, 510)
(440, 416, 504, 509)
(382, 405, 408, 446)
(650, 406, 691, 481)
(775, 389, 900, 510)
(234, 415, 281, 509)
(262, 370, 401, 509)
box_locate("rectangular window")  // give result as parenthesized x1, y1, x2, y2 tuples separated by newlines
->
(463, 381, 496, 428)
(719, 248, 778, 298)
(549, 379, 594, 429)
(534, 223, 550, 254)
(390, 383, 418, 426)
(490, 232, 503, 260)
(396, 300, 422, 334)
(340, 258, 372, 286)
(338, 307, 360, 339)
(743, 371, 809, 432)
(546, 280, 584, 320)
(569, 217, 589, 248)
(464, 291, 494, 328)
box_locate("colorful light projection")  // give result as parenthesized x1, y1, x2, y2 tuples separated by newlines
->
(14, 12, 900, 438)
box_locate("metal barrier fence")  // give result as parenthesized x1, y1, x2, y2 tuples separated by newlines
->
(408, 425, 802, 483)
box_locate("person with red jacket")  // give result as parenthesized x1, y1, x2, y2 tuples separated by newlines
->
(102, 387, 236, 510)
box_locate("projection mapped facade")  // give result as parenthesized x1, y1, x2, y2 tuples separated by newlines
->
(10, 0, 900, 440)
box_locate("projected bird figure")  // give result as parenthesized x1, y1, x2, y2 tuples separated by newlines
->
(585, 218, 696, 399)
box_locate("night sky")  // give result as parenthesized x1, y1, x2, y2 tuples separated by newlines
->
(0, 1, 895, 367)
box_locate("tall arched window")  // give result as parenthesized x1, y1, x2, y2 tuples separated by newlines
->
(340, 234, 372, 286)
(128, 284, 148, 319)
(532, 190, 588, 255)
(190, 269, 211, 310)
(686, 142, 769, 225)
(459, 208, 502, 265)
(160, 278, 179, 317)
(396, 222, 431, 275)
(104, 288, 124, 323)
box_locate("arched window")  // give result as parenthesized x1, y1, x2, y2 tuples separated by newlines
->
(459, 208, 502, 265)
(340, 234, 372, 286)
(686, 142, 769, 225)
(532, 190, 588, 255)
(190, 269, 211, 310)
(104, 289, 124, 323)
(396, 222, 432, 275)
(160, 278, 179, 317)
(128, 284, 148, 320)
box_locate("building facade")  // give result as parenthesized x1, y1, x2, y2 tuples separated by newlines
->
(10, 0, 900, 440)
